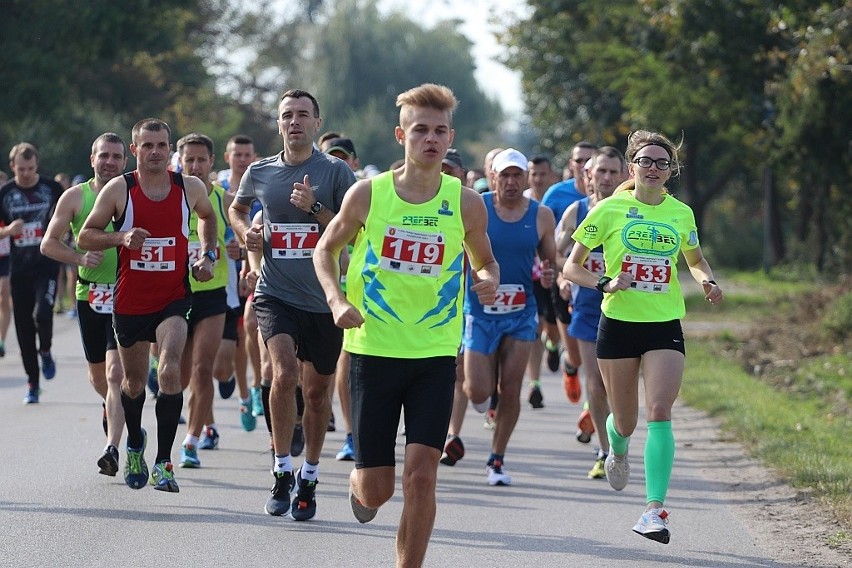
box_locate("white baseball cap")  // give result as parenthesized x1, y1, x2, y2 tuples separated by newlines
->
(492, 148, 528, 172)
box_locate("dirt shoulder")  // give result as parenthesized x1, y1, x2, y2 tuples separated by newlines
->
(681, 318, 851, 566)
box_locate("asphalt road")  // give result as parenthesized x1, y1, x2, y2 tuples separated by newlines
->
(0, 314, 806, 567)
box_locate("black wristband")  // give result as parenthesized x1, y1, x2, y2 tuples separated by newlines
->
(596, 276, 612, 293)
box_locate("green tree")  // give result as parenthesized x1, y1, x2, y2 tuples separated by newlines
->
(503, 1, 778, 232)
(306, 0, 502, 169)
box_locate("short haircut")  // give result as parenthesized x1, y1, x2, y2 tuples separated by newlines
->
(91, 132, 126, 157)
(528, 155, 552, 167)
(9, 142, 38, 163)
(574, 141, 598, 152)
(226, 134, 254, 152)
(131, 118, 171, 145)
(280, 89, 320, 118)
(592, 146, 626, 171)
(177, 133, 214, 156)
(396, 83, 458, 128)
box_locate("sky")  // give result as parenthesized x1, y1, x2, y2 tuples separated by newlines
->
(377, 0, 527, 120)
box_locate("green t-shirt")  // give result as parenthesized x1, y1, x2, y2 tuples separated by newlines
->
(572, 190, 699, 322)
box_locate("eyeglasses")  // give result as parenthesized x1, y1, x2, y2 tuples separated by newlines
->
(632, 157, 671, 170)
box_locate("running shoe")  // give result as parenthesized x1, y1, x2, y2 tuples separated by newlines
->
(0, 340, 5, 357)
(101, 402, 108, 436)
(576, 407, 595, 444)
(327, 411, 336, 432)
(633, 508, 670, 544)
(336, 433, 355, 461)
(199, 426, 219, 450)
(440, 435, 465, 466)
(545, 340, 560, 372)
(240, 398, 257, 432)
(218, 376, 236, 399)
(290, 424, 305, 457)
(290, 468, 318, 521)
(23, 388, 39, 405)
(147, 360, 159, 398)
(124, 429, 148, 489)
(528, 383, 544, 409)
(265, 470, 294, 516)
(98, 445, 120, 477)
(179, 443, 200, 468)
(349, 487, 378, 524)
(605, 451, 630, 491)
(483, 408, 496, 431)
(563, 360, 581, 403)
(486, 460, 512, 486)
(251, 386, 264, 417)
(587, 456, 606, 479)
(40, 351, 56, 380)
(150, 461, 180, 493)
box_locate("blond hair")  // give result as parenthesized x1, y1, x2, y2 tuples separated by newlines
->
(396, 83, 458, 128)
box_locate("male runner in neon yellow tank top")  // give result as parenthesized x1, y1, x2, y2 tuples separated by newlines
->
(174, 133, 241, 469)
(41, 132, 128, 477)
(314, 83, 499, 567)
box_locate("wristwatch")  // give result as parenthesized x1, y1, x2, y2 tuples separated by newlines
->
(203, 250, 217, 263)
(595, 276, 612, 293)
(309, 201, 324, 216)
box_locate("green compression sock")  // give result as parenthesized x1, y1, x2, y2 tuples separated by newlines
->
(606, 413, 630, 456)
(644, 420, 675, 504)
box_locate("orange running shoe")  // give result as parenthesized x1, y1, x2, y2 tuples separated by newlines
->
(563, 363, 581, 403)
(576, 407, 594, 443)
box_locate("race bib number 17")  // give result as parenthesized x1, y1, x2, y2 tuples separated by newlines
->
(270, 223, 319, 259)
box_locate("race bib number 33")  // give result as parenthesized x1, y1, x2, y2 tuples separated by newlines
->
(622, 254, 672, 293)
(130, 237, 177, 271)
(380, 226, 445, 278)
(270, 223, 319, 259)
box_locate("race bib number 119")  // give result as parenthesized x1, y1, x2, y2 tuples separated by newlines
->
(380, 226, 445, 278)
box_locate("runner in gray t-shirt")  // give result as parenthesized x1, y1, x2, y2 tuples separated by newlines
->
(229, 89, 356, 521)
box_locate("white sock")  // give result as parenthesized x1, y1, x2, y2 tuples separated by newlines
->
(184, 435, 199, 447)
(301, 461, 319, 481)
(206, 422, 217, 432)
(273, 454, 292, 473)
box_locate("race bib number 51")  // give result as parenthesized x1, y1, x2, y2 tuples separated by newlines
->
(380, 226, 444, 278)
(130, 237, 177, 271)
(270, 223, 319, 259)
(622, 254, 672, 293)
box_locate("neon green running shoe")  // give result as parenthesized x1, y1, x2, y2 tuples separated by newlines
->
(588, 456, 606, 479)
(124, 429, 148, 489)
(150, 461, 180, 493)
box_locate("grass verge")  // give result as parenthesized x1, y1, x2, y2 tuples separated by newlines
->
(681, 269, 851, 547)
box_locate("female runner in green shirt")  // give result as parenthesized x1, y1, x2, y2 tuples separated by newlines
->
(564, 130, 723, 544)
